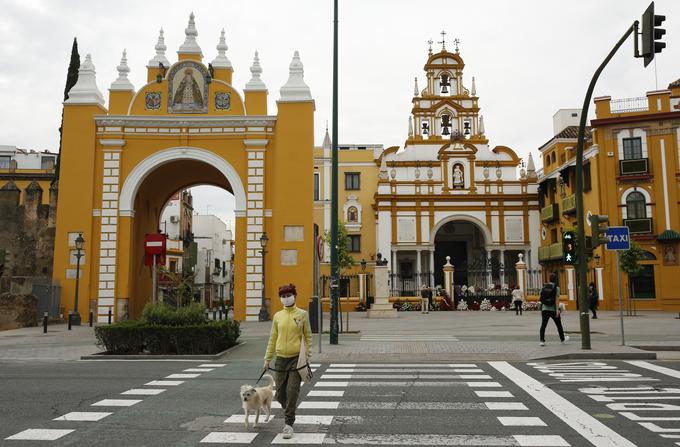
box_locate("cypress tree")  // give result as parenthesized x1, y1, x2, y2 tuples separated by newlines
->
(53, 38, 80, 183)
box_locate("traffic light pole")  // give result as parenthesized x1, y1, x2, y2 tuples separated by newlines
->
(574, 21, 638, 350)
(329, 0, 340, 345)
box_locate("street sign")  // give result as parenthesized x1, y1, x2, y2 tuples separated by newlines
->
(562, 231, 576, 264)
(144, 234, 167, 266)
(316, 235, 325, 262)
(605, 226, 630, 251)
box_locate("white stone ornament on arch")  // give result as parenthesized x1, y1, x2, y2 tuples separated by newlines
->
(118, 147, 247, 216)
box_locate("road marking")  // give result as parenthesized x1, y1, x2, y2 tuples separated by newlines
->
(320, 374, 491, 380)
(53, 412, 112, 421)
(497, 416, 546, 426)
(300, 433, 568, 446)
(92, 399, 141, 407)
(145, 380, 184, 386)
(475, 391, 514, 398)
(199, 363, 226, 367)
(299, 401, 340, 409)
(165, 373, 200, 379)
(272, 402, 281, 409)
(491, 361, 636, 447)
(325, 368, 484, 373)
(329, 363, 475, 368)
(319, 402, 488, 410)
(620, 412, 680, 421)
(513, 435, 570, 446)
(295, 415, 334, 425)
(184, 368, 214, 372)
(272, 433, 326, 444)
(200, 432, 258, 443)
(627, 361, 680, 379)
(307, 390, 345, 397)
(121, 388, 166, 395)
(5, 429, 75, 441)
(485, 402, 528, 411)
(639, 422, 680, 433)
(466, 381, 502, 387)
(530, 361, 656, 382)
(314, 381, 467, 387)
(224, 415, 274, 424)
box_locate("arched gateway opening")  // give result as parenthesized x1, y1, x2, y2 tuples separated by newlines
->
(434, 219, 487, 288)
(119, 148, 246, 319)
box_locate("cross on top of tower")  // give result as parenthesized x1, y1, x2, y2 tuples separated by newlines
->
(438, 30, 447, 50)
(453, 37, 461, 52)
(427, 39, 433, 55)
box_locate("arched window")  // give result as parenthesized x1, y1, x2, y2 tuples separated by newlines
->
(626, 191, 646, 219)
(347, 206, 358, 222)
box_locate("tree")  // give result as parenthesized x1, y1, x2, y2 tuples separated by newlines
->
(54, 38, 80, 184)
(618, 240, 644, 314)
(157, 265, 196, 309)
(323, 221, 354, 274)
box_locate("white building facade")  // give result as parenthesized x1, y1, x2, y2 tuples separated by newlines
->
(193, 214, 233, 307)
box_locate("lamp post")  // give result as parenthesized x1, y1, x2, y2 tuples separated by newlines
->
(72, 233, 84, 326)
(258, 232, 269, 321)
(594, 254, 601, 267)
(361, 258, 367, 272)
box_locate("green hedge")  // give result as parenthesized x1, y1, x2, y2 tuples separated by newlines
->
(95, 320, 241, 355)
(141, 302, 206, 326)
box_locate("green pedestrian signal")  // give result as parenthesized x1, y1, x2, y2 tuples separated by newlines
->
(641, 1, 666, 67)
(563, 231, 576, 265)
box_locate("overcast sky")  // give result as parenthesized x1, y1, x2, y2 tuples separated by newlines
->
(1, 0, 678, 225)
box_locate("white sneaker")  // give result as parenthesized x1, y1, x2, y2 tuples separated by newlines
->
(539, 341, 545, 346)
(282, 424, 294, 439)
(562, 336, 570, 344)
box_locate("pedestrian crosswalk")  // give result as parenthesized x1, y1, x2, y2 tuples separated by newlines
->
(360, 334, 460, 342)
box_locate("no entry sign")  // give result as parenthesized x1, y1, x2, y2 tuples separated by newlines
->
(144, 233, 166, 266)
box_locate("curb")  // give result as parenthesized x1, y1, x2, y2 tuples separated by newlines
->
(533, 350, 656, 360)
(79, 341, 245, 360)
(631, 345, 680, 352)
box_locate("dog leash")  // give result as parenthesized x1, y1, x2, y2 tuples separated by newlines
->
(255, 364, 310, 385)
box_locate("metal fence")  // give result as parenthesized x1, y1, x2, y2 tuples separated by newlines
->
(389, 273, 432, 297)
(319, 274, 373, 301)
(526, 267, 598, 298)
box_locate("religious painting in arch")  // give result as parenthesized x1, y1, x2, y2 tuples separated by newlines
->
(662, 243, 678, 266)
(168, 61, 209, 113)
(347, 206, 358, 223)
(452, 163, 465, 189)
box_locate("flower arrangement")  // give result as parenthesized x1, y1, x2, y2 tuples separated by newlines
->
(400, 302, 412, 312)
(456, 300, 468, 311)
(522, 301, 541, 311)
(468, 301, 481, 311)
(479, 298, 492, 311)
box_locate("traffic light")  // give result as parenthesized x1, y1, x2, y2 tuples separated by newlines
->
(591, 214, 610, 249)
(563, 231, 576, 265)
(641, 1, 666, 67)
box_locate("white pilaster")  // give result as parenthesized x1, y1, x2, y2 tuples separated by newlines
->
(595, 267, 604, 301)
(245, 139, 268, 321)
(566, 267, 575, 301)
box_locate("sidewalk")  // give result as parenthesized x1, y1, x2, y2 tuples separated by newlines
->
(0, 310, 678, 362)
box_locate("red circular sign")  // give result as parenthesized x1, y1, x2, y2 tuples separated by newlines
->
(316, 235, 324, 261)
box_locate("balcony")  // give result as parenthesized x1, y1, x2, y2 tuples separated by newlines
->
(561, 194, 576, 215)
(541, 203, 559, 223)
(624, 217, 653, 234)
(538, 242, 562, 262)
(619, 158, 649, 176)
(610, 96, 648, 114)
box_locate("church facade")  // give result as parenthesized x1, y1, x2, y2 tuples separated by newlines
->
(53, 14, 315, 322)
(316, 44, 541, 295)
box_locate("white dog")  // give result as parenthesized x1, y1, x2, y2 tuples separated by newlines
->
(240, 373, 274, 429)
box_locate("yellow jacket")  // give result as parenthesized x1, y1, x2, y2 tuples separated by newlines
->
(264, 306, 312, 362)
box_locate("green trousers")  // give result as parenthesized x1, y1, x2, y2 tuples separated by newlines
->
(273, 355, 301, 426)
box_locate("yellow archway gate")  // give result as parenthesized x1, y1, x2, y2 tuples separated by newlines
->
(52, 16, 315, 321)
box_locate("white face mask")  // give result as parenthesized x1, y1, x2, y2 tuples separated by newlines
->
(280, 295, 296, 307)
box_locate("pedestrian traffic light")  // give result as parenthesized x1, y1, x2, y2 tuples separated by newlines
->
(641, 1, 666, 67)
(562, 231, 576, 265)
(591, 214, 609, 249)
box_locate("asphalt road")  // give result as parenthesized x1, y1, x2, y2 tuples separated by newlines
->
(2, 358, 680, 446)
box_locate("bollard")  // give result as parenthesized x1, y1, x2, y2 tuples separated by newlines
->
(89, 311, 93, 327)
(108, 308, 112, 325)
(205, 309, 210, 321)
(43, 312, 48, 334)
(212, 308, 217, 320)
(68, 312, 72, 330)
(219, 308, 223, 320)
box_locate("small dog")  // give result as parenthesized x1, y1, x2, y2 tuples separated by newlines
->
(240, 373, 274, 429)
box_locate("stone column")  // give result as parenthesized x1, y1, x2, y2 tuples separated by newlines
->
(416, 249, 422, 289)
(358, 272, 367, 304)
(499, 249, 506, 287)
(515, 253, 527, 294)
(429, 249, 435, 287)
(595, 267, 604, 302)
(566, 266, 575, 301)
(367, 264, 397, 318)
(485, 249, 493, 285)
(443, 256, 455, 299)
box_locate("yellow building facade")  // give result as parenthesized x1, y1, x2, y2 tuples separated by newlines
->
(53, 14, 315, 322)
(538, 81, 680, 311)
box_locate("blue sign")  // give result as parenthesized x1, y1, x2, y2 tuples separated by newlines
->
(605, 226, 630, 251)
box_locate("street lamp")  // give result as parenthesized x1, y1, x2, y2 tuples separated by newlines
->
(72, 233, 84, 326)
(594, 253, 601, 267)
(258, 232, 269, 321)
(360, 258, 367, 272)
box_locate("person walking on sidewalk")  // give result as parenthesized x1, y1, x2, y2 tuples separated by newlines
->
(511, 285, 524, 316)
(538, 273, 569, 346)
(263, 284, 312, 440)
(588, 282, 599, 319)
(420, 284, 430, 314)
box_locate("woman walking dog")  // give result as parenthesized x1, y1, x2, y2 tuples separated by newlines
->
(263, 284, 312, 440)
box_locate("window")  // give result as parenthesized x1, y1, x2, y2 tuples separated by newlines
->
(623, 137, 642, 160)
(551, 152, 556, 164)
(344, 172, 360, 190)
(550, 228, 558, 244)
(347, 206, 358, 222)
(313, 172, 320, 201)
(583, 162, 592, 192)
(169, 260, 177, 272)
(0, 156, 10, 169)
(630, 264, 656, 299)
(347, 235, 361, 252)
(41, 156, 55, 170)
(626, 191, 646, 219)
